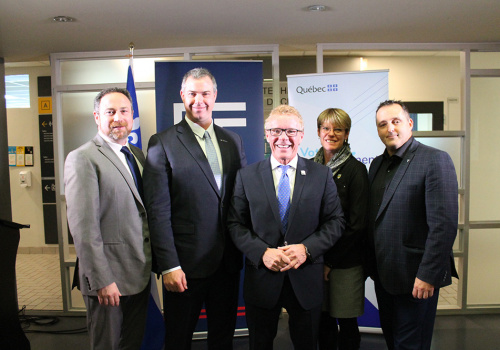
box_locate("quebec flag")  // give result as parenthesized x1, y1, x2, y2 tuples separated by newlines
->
(127, 58, 142, 149)
(128, 57, 165, 349)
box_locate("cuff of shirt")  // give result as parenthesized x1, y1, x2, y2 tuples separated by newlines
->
(161, 266, 181, 275)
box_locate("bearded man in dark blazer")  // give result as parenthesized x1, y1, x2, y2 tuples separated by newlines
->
(143, 68, 246, 349)
(367, 100, 458, 350)
(228, 105, 345, 350)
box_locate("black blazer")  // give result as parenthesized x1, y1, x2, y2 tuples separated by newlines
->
(143, 119, 246, 278)
(324, 155, 369, 269)
(228, 156, 345, 310)
(368, 139, 458, 295)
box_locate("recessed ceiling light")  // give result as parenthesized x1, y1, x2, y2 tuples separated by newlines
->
(307, 5, 326, 12)
(53, 16, 75, 23)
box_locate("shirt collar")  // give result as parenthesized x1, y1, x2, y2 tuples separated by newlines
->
(384, 136, 414, 160)
(98, 130, 130, 152)
(270, 155, 298, 170)
(185, 117, 215, 140)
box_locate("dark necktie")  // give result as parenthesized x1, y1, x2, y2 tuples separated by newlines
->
(120, 146, 144, 201)
(277, 165, 291, 234)
(204, 131, 222, 190)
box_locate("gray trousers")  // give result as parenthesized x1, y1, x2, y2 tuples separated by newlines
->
(83, 284, 150, 350)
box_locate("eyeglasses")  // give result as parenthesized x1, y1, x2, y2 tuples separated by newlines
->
(266, 128, 303, 137)
(320, 126, 345, 135)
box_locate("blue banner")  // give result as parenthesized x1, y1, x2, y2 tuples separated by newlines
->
(155, 61, 264, 332)
(155, 61, 264, 166)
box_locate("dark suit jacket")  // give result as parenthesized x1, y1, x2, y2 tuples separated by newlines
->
(324, 155, 369, 269)
(143, 119, 246, 278)
(368, 138, 458, 295)
(64, 134, 152, 296)
(228, 156, 345, 310)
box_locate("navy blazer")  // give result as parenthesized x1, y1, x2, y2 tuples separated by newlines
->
(228, 156, 345, 310)
(368, 139, 458, 295)
(143, 119, 246, 278)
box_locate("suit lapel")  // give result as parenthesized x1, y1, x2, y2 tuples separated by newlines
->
(176, 119, 221, 197)
(93, 134, 143, 206)
(376, 140, 419, 221)
(214, 125, 231, 199)
(260, 159, 282, 229)
(287, 157, 307, 231)
(368, 156, 383, 185)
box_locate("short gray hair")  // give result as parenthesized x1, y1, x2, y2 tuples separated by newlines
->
(181, 67, 217, 92)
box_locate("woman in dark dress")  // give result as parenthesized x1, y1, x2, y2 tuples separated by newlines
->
(314, 108, 369, 350)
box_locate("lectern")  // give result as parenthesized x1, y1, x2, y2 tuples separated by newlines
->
(0, 219, 31, 350)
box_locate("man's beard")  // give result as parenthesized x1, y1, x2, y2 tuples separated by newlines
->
(108, 122, 129, 141)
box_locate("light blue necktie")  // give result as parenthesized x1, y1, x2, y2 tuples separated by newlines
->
(277, 165, 291, 233)
(204, 131, 221, 190)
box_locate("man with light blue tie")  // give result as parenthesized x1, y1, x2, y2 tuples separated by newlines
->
(228, 105, 345, 350)
(65, 88, 152, 350)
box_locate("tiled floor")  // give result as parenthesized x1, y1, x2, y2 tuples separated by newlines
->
(15, 253, 459, 312)
(16, 254, 63, 311)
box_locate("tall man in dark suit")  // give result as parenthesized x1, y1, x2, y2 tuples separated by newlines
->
(64, 88, 152, 350)
(367, 100, 458, 350)
(228, 105, 345, 350)
(143, 68, 246, 349)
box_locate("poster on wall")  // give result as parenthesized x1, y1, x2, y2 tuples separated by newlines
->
(155, 61, 265, 333)
(288, 70, 389, 331)
(287, 70, 388, 169)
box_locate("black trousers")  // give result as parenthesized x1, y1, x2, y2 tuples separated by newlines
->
(374, 280, 439, 350)
(245, 276, 321, 350)
(163, 268, 240, 350)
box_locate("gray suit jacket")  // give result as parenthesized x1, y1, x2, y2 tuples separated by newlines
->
(64, 133, 152, 296)
(368, 138, 458, 295)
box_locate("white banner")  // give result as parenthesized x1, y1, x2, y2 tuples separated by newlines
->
(287, 70, 389, 169)
(288, 70, 389, 330)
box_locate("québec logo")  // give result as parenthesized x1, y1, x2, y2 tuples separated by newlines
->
(296, 84, 338, 94)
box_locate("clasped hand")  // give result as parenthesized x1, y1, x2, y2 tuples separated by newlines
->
(262, 244, 307, 272)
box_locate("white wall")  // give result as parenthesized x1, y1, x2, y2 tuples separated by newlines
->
(5, 55, 463, 249)
(6, 64, 51, 248)
(356, 55, 461, 130)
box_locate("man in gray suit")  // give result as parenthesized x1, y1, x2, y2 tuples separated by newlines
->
(367, 100, 458, 350)
(65, 88, 152, 350)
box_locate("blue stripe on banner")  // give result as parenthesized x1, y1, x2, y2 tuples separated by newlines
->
(358, 297, 381, 328)
(140, 275, 165, 350)
(130, 56, 164, 349)
(127, 64, 142, 149)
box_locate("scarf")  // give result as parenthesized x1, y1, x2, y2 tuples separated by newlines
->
(313, 143, 352, 177)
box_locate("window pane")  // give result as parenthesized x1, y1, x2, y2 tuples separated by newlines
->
(470, 77, 500, 221)
(5, 74, 30, 108)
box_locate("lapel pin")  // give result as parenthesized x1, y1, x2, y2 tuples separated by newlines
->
(337, 174, 342, 179)
(301, 170, 306, 175)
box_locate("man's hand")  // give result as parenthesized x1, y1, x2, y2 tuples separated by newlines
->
(163, 269, 188, 293)
(323, 265, 331, 281)
(412, 277, 435, 299)
(278, 244, 308, 272)
(97, 282, 121, 306)
(263, 248, 291, 272)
